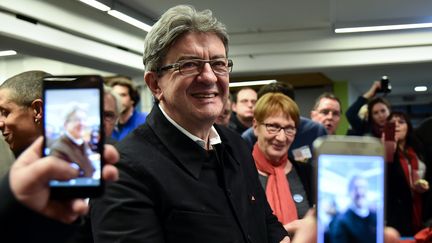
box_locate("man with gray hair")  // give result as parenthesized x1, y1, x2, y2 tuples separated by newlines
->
(91, 5, 289, 243)
(102, 85, 122, 144)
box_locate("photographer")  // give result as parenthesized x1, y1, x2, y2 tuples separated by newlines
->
(345, 80, 391, 138)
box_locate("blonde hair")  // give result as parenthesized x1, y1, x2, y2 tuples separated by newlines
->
(254, 93, 300, 128)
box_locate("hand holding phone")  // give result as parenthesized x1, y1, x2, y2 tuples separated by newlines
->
(42, 75, 104, 198)
(314, 136, 385, 243)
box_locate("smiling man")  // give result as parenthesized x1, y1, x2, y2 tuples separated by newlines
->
(0, 71, 46, 157)
(91, 5, 289, 243)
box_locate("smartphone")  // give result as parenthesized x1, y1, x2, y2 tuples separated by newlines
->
(384, 122, 395, 142)
(384, 122, 395, 162)
(377, 76, 391, 93)
(42, 75, 104, 198)
(314, 136, 385, 243)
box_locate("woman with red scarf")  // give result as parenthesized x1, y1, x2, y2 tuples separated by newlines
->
(386, 111, 429, 237)
(252, 93, 314, 234)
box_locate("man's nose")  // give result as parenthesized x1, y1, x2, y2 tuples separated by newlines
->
(198, 63, 218, 83)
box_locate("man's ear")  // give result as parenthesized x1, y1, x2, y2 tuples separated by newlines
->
(310, 110, 316, 120)
(31, 99, 43, 120)
(144, 71, 163, 101)
(253, 119, 259, 137)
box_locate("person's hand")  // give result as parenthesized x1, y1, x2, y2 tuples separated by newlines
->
(279, 236, 291, 243)
(290, 209, 316, 243)
(9, 136, 119, 224)
(381, 132, 396, 163)
(283, 218, 309, 236)
(363, 80, 381, 99)
(414, 179, 429, 193)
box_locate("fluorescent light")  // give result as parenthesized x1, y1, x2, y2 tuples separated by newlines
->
(0, 50, 17, 57)
(335, 22, 432, 33)
(108, 10, 152, 32)
(414, 86, 427, 92)
(229, 80, 277, 88)
(78, 0, 110, 12)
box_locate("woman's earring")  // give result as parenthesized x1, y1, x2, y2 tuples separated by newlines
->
(34, 118, 40, 124)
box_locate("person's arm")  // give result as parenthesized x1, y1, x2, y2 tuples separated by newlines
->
(0, 137, 119, 242)
(0, 173, 78, 243)
(345, 96, 368, 135)
(345, 81, 381, 135)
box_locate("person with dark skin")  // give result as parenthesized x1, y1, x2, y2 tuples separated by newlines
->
(0, 71, 48, 157)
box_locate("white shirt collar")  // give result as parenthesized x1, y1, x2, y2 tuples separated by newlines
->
(65, 131, 84, 145)
(158, 104, 221, 149)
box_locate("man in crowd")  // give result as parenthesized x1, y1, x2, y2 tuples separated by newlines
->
(49, 106, 95, 178)
(330, 175, 377, 243)
(311, 92, 342, 135)
(105, 76, 147, 141)
(228, 87, 257, 134)
(91, 5, 289, 243)
(102, 85, 122, 144)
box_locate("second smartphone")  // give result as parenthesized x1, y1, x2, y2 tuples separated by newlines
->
(42, 75, 104, 198)
(314, 136, 385, 243)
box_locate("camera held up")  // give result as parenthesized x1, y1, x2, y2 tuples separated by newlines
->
(377, 76, 392, 94)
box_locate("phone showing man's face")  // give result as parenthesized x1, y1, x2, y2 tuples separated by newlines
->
(43, 75, 104, 198)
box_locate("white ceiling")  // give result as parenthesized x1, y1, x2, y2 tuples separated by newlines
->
(1, 0, 432, 105)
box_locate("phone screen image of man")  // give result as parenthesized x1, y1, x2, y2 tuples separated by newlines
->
(44, 88, 102, 187)
(317, 155, 384, 243)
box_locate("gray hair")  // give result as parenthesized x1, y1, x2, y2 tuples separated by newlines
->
(103, 85, 122, 115)
(143, 5, 229, 72)
(0, 70, 50, 106)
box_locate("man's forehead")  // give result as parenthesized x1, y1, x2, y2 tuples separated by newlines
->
(0, 88, 13, 104)
(319, 98, 340, 108)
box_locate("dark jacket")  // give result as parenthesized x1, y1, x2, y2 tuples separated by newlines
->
(91, 105, 287, 243)
(0, 173, 77, 243)
(49, 135, 95, 177)
(386, 149, 420, 236)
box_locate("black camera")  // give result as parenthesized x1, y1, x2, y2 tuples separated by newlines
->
(377, 76, 391, 93)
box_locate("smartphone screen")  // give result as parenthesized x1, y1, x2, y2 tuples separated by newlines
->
(43, 75, 104, 198)
(314, 136, 385, 243)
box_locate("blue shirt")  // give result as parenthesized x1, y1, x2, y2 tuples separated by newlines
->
(111, 109, 147, 141)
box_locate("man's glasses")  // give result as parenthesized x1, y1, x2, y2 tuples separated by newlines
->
(261, 123, 296, 136)
(317, 109, 341, 117)
(157, 58, 233, 76)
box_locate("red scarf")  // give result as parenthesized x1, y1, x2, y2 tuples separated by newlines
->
(398, 146, 422, 232)
(252, 143, 298, 224)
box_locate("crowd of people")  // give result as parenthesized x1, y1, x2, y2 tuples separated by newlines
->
(0, 4, 430, 243)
